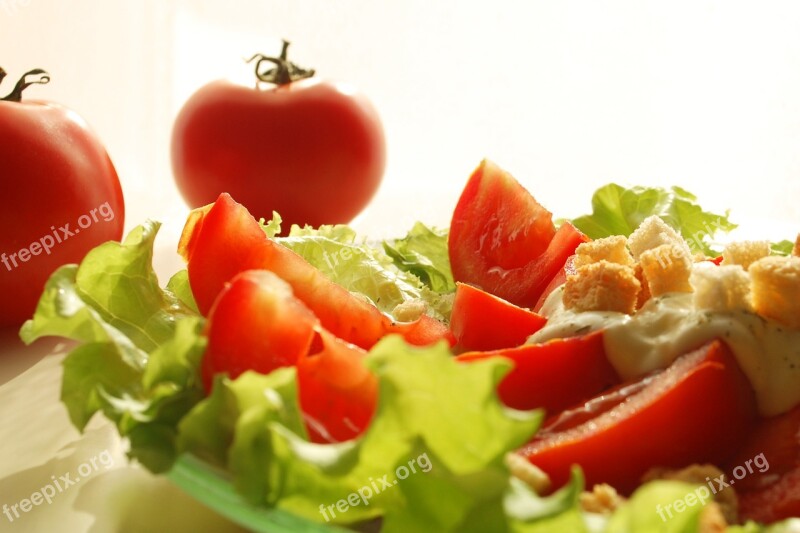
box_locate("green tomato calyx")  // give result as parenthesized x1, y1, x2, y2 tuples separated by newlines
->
(246, 40, 315, 87)
(0, 68, 50, 102)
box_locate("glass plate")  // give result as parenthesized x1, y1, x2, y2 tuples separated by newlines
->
(168, 454, 351, 533)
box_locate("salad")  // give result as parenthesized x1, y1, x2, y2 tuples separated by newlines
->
(20, 159, 800, 532)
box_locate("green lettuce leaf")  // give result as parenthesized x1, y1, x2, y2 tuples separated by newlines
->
(771, 239, 795, 257)
(383, 222, 455, 294)
(277, 223, 453, 320)
(605, 481, 708, 532)
(167, 269, 199, 313)
(20, 222, 205, 472)
(178, 336, 549, 531)
(571, 184, 737, 256)
(729, 519, 800, 532)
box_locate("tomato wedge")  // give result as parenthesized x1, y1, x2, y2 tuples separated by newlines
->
(201, 269, 318, 391)
(450, 282, 546, 352)
(449, 160, 589, 308)
(298, 329, 378, 443)
(456, 331, 618, 413)
(180, 193, 451, 349)
(519, 340, 758, 494)
(201, 268, 377, 442)
(729, 404, 800, 523)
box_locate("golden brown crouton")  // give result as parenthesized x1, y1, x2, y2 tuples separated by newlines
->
(793, 233, 800, 257)
(579, 484, 624, 515)
(628, 215, 692, 260)
(639, 244, 693, 296)
(563, 261, 641, 314)
(721, 240, 770, 271)
(750, 256, 800, 329)
(632, 263, 652, 309)
(574, 235, 634, 268)
(699, 503, 728, 533)
(690, 264, 751, 312)
(505, 453, 550, 495)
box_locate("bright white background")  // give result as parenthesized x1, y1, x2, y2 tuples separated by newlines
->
(2, 0, 799, 243)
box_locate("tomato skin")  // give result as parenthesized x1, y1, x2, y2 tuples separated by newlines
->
(0, 100, 125, 327)
(201, 270, 319, 391)
(519, 340, 758, 494)
(533, 256, 577, 314)
(450, 282, 546, 352)
(449, 160, 589, 307)
(171, 79, 385, 229)
(729, 405, 800, 523)
(181, 193, 452, 349)
(201, 268, 377, 442)
(457, 331, 618, 413)
(298, 329, 377, 443)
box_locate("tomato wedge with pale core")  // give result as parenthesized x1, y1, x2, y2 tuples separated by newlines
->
(456, 331, 618, 413)
(448, 160, 589, 308)
(519, 340, 758, 495)
(728, 404, 800, 523)
(179, 193, 452, 349)
(450, 282, 547, 352)
(202, 268, 377, 442)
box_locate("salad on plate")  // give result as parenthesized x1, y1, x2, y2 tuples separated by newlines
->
(20, 159, 800, 532)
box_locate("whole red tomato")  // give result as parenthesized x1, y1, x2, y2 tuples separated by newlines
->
(0, 69, 125, 327)
(170, 41, 386, 230)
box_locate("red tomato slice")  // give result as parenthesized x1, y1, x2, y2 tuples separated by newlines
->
(201, 268, 377, 442)
(533, 256, 578, 314)
(729, 405, 800, 523)
(456, 331, 618, 413)
(450, 282, 546, 352)
(738, 468, 800, 524)
(201, 269, 318, 391)
(519, 340, 758, 494)
(298, 329, 378, 443)
(180, 193, 451, 349)
(449, 160, 589, 307)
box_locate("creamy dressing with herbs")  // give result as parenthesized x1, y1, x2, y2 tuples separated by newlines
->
(529, 286, 800, 417)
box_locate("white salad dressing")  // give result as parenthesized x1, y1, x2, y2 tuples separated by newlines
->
(530, 285, 800, 417)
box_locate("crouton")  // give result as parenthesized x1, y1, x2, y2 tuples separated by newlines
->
(574, 235, 634, 268)
(628, 215, 692, 260)
(563, 261, 641, 314)
(639, 243, 693, 296)
(749, 255, 800, 329)
(794, 233, 800, 257)
(721, 240, 770, 271)
(690, 264, 751, 312)
(699, 503, 728, 533)
(392, 298, 427, 322)
(580, 484, 624, 515)
(633, 262, 651, 308)
(505, 453, 550, 495)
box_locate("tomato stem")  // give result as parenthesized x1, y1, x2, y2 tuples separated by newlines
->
(246, 40, 315, 87)
(0, 68, 50, 102)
